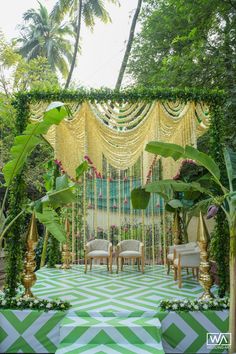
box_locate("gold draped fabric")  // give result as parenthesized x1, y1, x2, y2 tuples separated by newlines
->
(30, 100, 210, 180)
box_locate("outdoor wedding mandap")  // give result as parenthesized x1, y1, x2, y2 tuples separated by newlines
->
(0, 89, 229, 354)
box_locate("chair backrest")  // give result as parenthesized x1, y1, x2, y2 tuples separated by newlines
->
(88, 239, 110, 252)
(120, 240, 140, 252)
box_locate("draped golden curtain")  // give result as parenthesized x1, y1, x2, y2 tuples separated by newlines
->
(39, 100, 209, 179)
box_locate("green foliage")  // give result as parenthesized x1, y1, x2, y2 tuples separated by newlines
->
(76, 161, 89, 179)
(47, 235, 61, 268)
(131, 187, 150, 209)
(128, 0, 236, 93)
(12, 87, 225, 106)
(16, 1, 74, 78)
(146, 142, 221, 182)
(3, 102, 69, 187)
(209, 104, 229, 296)
(36, 208, 67, 243)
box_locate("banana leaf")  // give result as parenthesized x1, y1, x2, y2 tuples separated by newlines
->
(145, 179, 210, 195)
(223, 148, 236, 192)
(145, 142, 220, 181)
(76, 161, 89, 179)
(36, 208, 66, 242)
(3, 102, 69, 186)
(131, 187, 150, 209)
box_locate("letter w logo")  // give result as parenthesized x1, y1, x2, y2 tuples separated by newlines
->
(207, 333, 231, 347)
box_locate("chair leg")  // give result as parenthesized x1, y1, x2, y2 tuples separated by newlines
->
(85, 256, 87, 273)
(167, 261, 170, 275)
(141, 254, 144, 274)
(90, 258, 92, 271)
(110, 254, 113, 273)
(186, 267, 189, 275)
(178, 266, 182, 288)
(138, 258, 140, 271)
(107, 258, 109, 271)
(116, 257, 119, 274)
(196, 267, 199, 281)
(121, 258, 124, 271)
(192, 268, 195, 277)
(174, 266, 177, 281)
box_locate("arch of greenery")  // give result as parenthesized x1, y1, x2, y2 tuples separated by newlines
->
(6, 88, 228, 297)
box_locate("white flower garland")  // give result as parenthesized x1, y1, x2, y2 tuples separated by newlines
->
(0, 296, 71, 312)
(160, 297, 229, 312)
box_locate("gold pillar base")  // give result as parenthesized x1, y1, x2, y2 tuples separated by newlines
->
(198, 212, 214, 300)
(61, 243, 71, 269)
(199, 290, 215, 301)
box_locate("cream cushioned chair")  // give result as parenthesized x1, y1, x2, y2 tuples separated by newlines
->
(167, 242, 197, 275)
(173, 246, 200, 288)
(116, 240, 144, 273)
(84, 239, 112, 273)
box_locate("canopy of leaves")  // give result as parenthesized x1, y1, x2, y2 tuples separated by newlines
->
(16, 1, 74, 78)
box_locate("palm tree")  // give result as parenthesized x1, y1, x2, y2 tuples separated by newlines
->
(16, 2, 74, 79)
(115, 0, 142, 90)
(51, 0, 119, 88)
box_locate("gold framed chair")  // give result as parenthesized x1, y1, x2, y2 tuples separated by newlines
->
(84, 239, 113, 273)
(173, 248, 200, 288)
(116, 240, 144, 274)
(167, 242, 198, 275)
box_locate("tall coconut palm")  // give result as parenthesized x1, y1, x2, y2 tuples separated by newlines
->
(16, 2, 74, 79)
(51, 0, 119, 88)
(115, 0, 142, 90)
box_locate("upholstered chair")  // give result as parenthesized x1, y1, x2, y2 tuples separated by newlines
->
(116, 240, 144, 274)
(84, 239, 112, 273)
(167, 242, 198, 275)
(173, 246, 200, 288)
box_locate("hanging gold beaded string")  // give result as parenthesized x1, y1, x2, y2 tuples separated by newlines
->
(71, 202, 75, 263)
(129, 166, 134, 239)
(93, 169, 98, 239)
(140, 153, 145, 251)
(107, 161, 110, 242)
(118, 169, 121, 242)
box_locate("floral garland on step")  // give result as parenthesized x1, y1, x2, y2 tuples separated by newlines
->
(159, 297, 229, 312)
(0, 295, 71, 311)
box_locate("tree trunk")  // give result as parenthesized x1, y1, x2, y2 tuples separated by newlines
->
(65, 0, 82, 89)
(115, 0, 142, 90)
(229, 228, 236, 354)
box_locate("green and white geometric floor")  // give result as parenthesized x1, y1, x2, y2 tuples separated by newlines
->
(33, 265, 207, 354)
(1, 266, 228, 353)
(34, 265, 205, 316)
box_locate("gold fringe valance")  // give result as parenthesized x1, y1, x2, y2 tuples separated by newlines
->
(30, 100, 210, 179)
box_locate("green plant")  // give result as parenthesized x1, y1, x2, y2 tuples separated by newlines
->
(132, 141, 236, 352)
(1, 102, 88, 296)
(16, 1, 74, 79)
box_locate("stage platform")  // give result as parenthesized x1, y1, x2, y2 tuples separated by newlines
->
(33, 264, 205, 316)
(1, 266, 228, 353)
